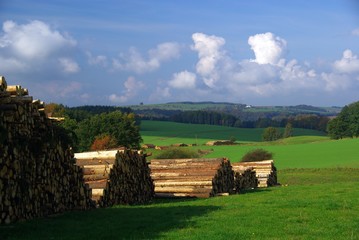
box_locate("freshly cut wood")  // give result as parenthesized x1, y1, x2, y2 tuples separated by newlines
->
(233, 160, 278, 188)
(83, 174, 109, 181)
(76, 158, 116, 166)
(87, 180, 108, 189)
(74, 150, 121, 160)
(155, 186, 213, 193)
(154, 180, 213, 187)
(75, 149, 154, 207)
(155, 192, 211, 198)
(150, 158, 234, 198)
(82, 164, 113, 175)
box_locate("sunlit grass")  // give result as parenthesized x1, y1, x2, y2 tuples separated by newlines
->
(2, 169, 358, 239)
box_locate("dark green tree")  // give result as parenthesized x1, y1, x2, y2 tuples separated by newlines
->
(76, 111, 142, 152)
(262, 127, 282, 141)
(327, 101, 359, 139)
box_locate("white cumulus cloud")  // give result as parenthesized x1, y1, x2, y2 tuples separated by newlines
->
(0, 20, 76, 59)
(112, 42, 180, 74)
(191, 32, 226, 88)
(333, 49, 359, 73)
(168, 70, 196, 89)
(59, 58, 80, 73)
(248, 32, 287, 65)
(109, 76, 145, 103)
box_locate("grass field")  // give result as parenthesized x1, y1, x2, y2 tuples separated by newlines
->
(140, 120, 326, 145)
(2, 120, 359, 239)
(2, 168, 358, 239)
(140, 121, 359, 169)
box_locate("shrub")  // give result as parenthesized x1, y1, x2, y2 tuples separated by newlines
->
(90, 134, 117, 151)
(241, 148, 273, 162)
(156, 147, 200, 159)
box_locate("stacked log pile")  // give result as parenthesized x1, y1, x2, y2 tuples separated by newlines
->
(231, 164, 258, 193)
(234, 160, 278, 187)
(74, 149, 154, 207)
(0, 76, 93, 224)
(150, 158, 234, 198)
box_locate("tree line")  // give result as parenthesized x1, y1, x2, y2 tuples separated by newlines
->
(45, 104, 142, 152)
(168, 110, 329, 132)
(327, 101, 359, 139)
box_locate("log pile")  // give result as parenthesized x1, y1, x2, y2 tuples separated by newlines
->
(0, 76, 93, 224)
(150, 158, 234, 198)
(234, 160, 278, 187)
(231, 164, 258, 193)
(74, 149, 154, 207)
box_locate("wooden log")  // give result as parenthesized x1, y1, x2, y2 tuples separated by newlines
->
(76, 158, 116, 166)
(0, 76, 7, 91)
(154, 186, 213, 193)
(87, 180, 108, 189)
(151, 158, 226, 164)
(150, 157, 234, 198)
(74, 150, 119, 160)
(83, 174, 109, 181)
(0, 76, 94, 224)
(155, 192, 211, 198)
(154, 181, 213, 187)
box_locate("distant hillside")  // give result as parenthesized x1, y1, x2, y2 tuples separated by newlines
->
(129, 102, 341, 121)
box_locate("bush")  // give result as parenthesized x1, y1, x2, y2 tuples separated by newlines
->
(90, 134, 117, 151)
(241, 148, 273, 162)
(156, 147, 200, 159)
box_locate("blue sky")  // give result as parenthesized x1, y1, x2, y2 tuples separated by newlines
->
(1, 0, 359, 106)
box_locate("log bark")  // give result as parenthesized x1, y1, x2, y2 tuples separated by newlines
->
(0, 77, 94, 224)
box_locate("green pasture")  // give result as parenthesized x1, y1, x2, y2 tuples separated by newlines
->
(2, 120, 359, 239)
(140, 120, 326, 145)
(205, 137, 359, 169)
(141, 121, 359, 169)
(2, 168, 358, 239)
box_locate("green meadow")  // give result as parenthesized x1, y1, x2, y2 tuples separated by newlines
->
(2, 120, 359, 239)
(140, 120, 326, 145)
(141, 120, 358, 169)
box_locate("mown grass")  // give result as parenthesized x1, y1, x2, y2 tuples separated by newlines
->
(1, 168, 358, 239)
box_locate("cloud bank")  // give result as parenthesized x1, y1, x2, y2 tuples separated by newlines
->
(1, 19, 358, 106)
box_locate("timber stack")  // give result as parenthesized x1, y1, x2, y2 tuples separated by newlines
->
(234, 160, 278, 187)
(231, 164, 258, 193)
(74, 149, 154, 207)
(150, 158, 234, 198)
(0, 76, 93, 224)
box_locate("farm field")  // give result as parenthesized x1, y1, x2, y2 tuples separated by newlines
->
(2, 120, 359, 239)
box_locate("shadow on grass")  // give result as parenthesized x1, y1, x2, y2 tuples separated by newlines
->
(239, 187, 273, 195)
(1, 203, 220, 240)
